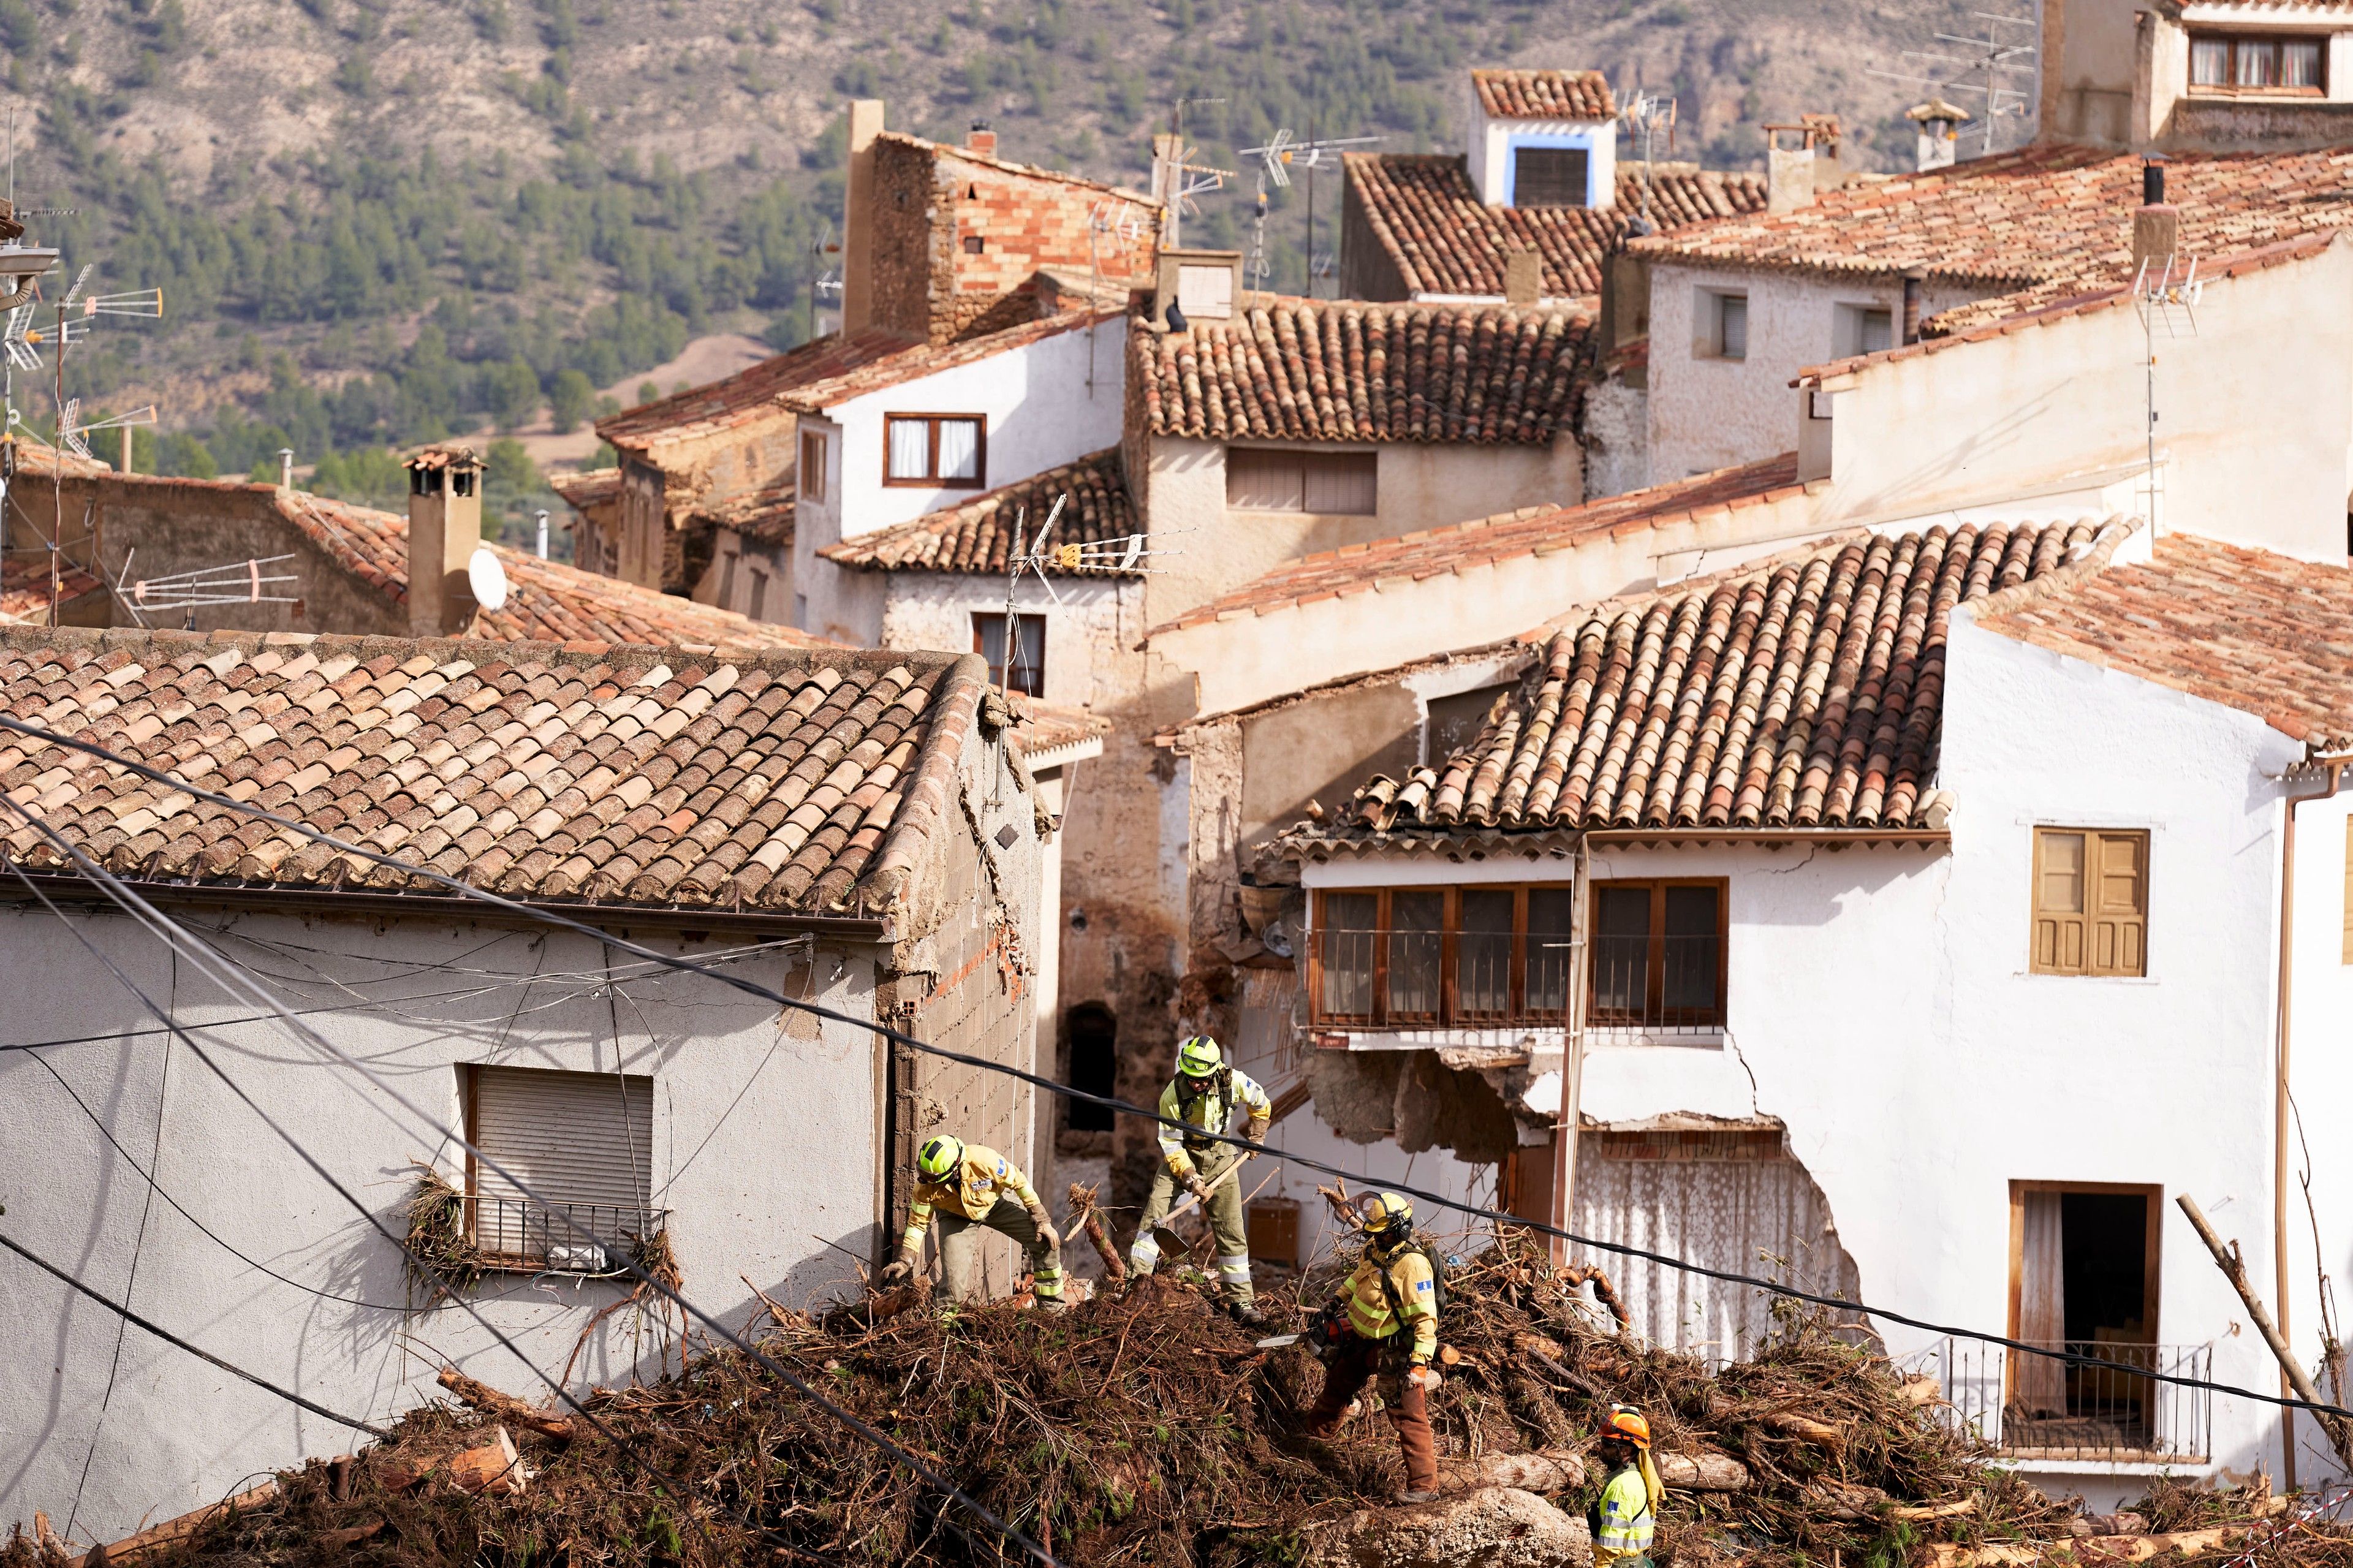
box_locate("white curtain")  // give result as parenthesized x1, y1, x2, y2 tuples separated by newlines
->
(887, 418, 931, 480)
(936, 419, 981, 482)
(2015, 1192, 2067, 1416)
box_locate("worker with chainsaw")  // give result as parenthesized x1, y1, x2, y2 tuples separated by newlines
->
(1126, 1034, 1273, 1324)
(1592, 1404, 1662, 1566)
(880, 1134, 1065, 1311)
(1299, 1192, 1444, 1503)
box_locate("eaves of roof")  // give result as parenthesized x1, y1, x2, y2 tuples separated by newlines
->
(779, 310, 1118, 412)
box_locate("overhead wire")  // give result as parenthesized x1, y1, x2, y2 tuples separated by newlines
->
(8, 713, 2353, 1428)
(0, 797, 1061, 1568)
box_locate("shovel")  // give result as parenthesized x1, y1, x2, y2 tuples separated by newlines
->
(1150, 1154, 1249, 1259)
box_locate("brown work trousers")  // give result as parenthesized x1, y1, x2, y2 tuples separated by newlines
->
(1303, 1330, 1438, 1493)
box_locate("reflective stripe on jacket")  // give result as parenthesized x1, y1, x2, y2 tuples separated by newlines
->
(901, 1145, 1037, 1251)
(1156, 1067, 1272, 1178)
(1595, 1463, 1656, 1562)
(1333, 1246, 1438, 1363)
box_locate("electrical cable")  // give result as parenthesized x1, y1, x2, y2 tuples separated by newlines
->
(9, 713, 2353, 1426)
(0, 1230, 392, 1439)
(0, 801, 1061, 1568)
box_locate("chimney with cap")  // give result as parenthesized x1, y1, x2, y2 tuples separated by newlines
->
(966, 120, 997, 158)
(2132, 156, 2178, 278)
(1906, 99, 1969, 172)
(403, 445, 486, 637)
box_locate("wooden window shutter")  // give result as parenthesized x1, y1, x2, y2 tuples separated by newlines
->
(2031, 830, 2088, 974)
(2090, 830, 2148, 977)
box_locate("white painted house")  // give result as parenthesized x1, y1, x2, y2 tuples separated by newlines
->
(1253, 515, 2353, 1505)
(0, 627, 1050, 1543)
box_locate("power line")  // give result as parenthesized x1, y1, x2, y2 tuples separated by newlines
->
(0, 800, 1060, 1568)
(0, 1230, 392, 1439)
(6, 714, 2351, 1426)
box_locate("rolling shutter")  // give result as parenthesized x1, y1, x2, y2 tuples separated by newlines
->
(472, 1065, 653, 1208)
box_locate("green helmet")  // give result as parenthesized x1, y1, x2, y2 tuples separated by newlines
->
(1176, 1035, 1223, 1077)
(917, 1134, 964, 1179)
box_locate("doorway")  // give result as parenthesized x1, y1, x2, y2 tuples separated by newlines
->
(2008, 1183, 2162, 1452)
(1063, 1002, 1116, 1135)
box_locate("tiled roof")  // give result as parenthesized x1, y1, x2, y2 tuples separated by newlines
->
(1973, 532, 2353, 754)
(272, 489, 831, 650)
(1345, 155, 1770, 299)
(1471, 69, 1615, 120)
(1007, 694, 1110, 761)
(689, 473, 797, 548)
(1153, 454, 1805, 635)
(596, 330, 914, 455)
(1290, 518, 2123, 844)
(549, 468, 623, 511)
(0, 628, 995, 914)
(406, 444, 482, 473)
(1, 556, 104, 622)
(1131, 297, 1590, 446)
(780, 310, 1116, 412)
(1631, 143, 2353, 335)
(820, 449, 1137, 576)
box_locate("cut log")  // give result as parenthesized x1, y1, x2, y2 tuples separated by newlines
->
(1898, 1374, 1942, 1406)
(436, 1366, 575, 1441)
(375, 1454, 438, 1493)
(444, 1426, 529, 1497)
(1654, 1451, 1749, 1491)
(1759, 1409, 1846, 1452)
(64, 1481, 279, 1568)
(1891, 1497, 1977, 1522)
(1067, 1183, 1126, 1284)
(1302, 1485, 1593, 1568)
(1435, 1452, 1585, 1495)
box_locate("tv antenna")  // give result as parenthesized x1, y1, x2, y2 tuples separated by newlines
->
(58, 400, 157, 462)
(1086, 199, 1149, 394)
(807, 219, 841, 343)
(1618, 88, 1678, 233)
(1867, 12, 2037, 157)
(111, 550, 300, 627)
(1238, 129, 1384, 297)
(2132, 243, 2200, 535)
(1151, 97, 1232, 249)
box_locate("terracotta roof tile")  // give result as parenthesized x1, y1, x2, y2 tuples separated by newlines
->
(1154, 454, 1803, 635)
(820, 449, 1137, 575)
(781, 310, 1117, 412)
(1007, 694, 1110, 759)
(596, 330, 914, 455)
(687, 472, 796, 548)
(1973, 532, 2353, 752)
(1132, 296, 1590, 447)
(1, 556, 102, 622)
(1631, 143, 2353, 335)
(1292, 518, 2124, 842)
(0, 627, 993, 913)
(1471, 69, 1615, 120)
(1345, 154, 1770, 299)
(549, 468, 623, 510)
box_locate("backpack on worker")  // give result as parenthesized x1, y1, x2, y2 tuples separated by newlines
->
(1375, 1237, 1450, 1322)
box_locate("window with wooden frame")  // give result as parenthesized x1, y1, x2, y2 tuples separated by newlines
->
(973, 611, 1046, 697)
(884, 414, 987, 488)
(799, 429, 828, 504)
(2030, 828, 2148, 977)
(1225, 447, 1378, 515)
(1587, 880, 1728, 1029)
(1308, 885, 1578, 1027)
(2189, 32, 2325, 94)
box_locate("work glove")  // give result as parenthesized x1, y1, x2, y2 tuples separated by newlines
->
(1028, 1208, 1061, 1252)
(1406, 1363, 1441, 1393)
(878, 1251, 917, 1287)
(1182, 1172, 1208, 1199)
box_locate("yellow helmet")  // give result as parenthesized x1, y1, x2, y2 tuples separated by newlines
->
(917, 1134, 964, 1180)
(1360, 1191, 1413, 1238)
(1177, 1035, 1223, 1077)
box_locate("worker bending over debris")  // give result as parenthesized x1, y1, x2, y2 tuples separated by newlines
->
(882, 1134, 1065, 1311)
(1301, 1192, 1443, 1503)
(1127, 1034, 1273, 1324)
(1593, 1404, 1662, 1564)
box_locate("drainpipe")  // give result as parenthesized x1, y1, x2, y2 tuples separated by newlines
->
(2274, 752, 2349, 1490)
(1548, 835, 1591, 1269)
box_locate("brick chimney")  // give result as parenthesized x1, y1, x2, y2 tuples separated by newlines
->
(1502, 248, 1542, 306)
(2132, 156, 2178, 278)
(966, 120, 997, 158)
(404, 445, 486, 637)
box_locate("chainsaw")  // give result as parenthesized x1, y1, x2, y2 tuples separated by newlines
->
(1256, 1302, 1348, 1361)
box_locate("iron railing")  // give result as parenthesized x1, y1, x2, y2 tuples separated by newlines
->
(1914, 1338, 2211, 1462)
(466, 1194, 669, 1273)
(1588, 931, 1725, 1031)
(1311, 925, 1577, 1028)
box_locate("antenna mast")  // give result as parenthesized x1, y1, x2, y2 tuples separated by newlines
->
(1868, 12, 2038, 157)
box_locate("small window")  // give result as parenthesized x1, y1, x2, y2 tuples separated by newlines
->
(1699, 290, 1748, 360)
(748, 566, 768, 621)
(1177, 263, 1235, 320)
(1588, 880, 1727, 1029)
(884, 414, 987, 489)
(799, 429, 828, 505)
(2030, 828, 2148, 977)
(973, 610, 1045, 697)
(1512, 145, 1591, 208)
(1834, 303, 1893, 358)
(1225, 448, 1377, 514)
(963, 234, 985, 254)
(2189, 32, 2325, 94)
(464, 1064, 662, 1271)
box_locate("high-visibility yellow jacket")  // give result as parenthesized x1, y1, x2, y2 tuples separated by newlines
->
(1594, 1459, 1659, 1564)
(1331, 1244, 1438, 1365)
(901, 1145, 1037, 1252)
(1156, 1067, 1272, 1180)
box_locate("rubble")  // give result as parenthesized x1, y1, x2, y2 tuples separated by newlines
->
(18, 1230, 2349, 1568)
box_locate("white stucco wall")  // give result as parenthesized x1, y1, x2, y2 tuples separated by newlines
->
(877, 572, 1135, 710)
(2281, 782, 2353, 1487)
(0, 912, 884, 1541)
(1468, 112, 1618, 210)
(1646, 262, 1987, 479)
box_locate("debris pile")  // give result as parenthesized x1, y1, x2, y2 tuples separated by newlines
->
(16, 1230, 2349, 1567)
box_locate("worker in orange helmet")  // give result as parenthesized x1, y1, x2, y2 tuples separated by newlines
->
(1593, 1403, 1664, 1566)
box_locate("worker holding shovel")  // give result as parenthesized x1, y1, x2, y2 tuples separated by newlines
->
(1126, 1035, 1273, 1324)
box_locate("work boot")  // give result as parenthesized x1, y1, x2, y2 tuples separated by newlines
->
(1229, 1300, 1264, 1328)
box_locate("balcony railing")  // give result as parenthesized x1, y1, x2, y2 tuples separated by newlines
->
(1913, 1338, 2211, 1463)
(1312, 924, 1575, 1029)
(1588, 931, 1725, 1031)
(466, 1194, 669, 1273)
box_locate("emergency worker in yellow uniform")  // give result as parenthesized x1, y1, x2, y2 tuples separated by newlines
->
(1592, 1404, 1662, 1566)
(1300, 1192, 1442, 1502)
(1126, 1035, 1273, 1324)
(880, 1134, 1064, 1310)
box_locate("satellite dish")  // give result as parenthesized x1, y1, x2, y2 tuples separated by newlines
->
(468, 546, 510, 612)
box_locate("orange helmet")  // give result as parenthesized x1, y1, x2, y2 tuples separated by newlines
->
(1601, 1405, 1651, 1449)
